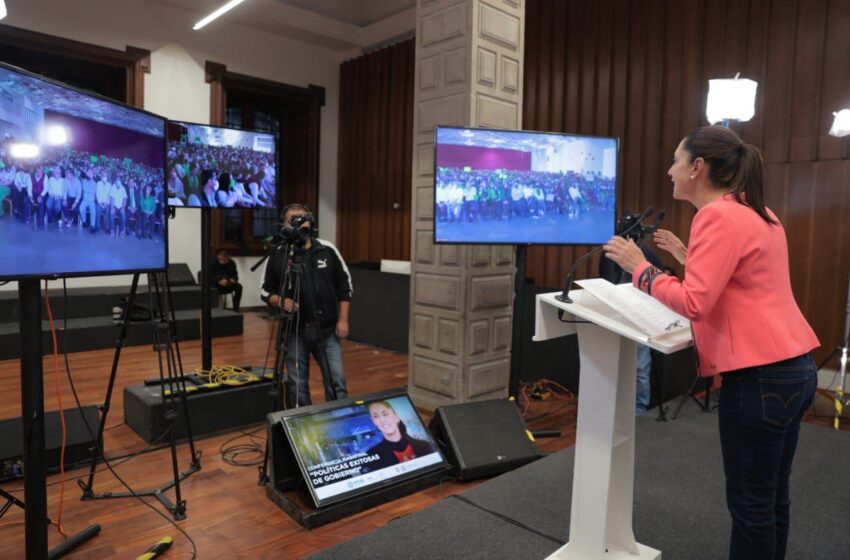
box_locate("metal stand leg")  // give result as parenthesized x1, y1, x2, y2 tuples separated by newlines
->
(79, 273, 201, 520)
(671, 374, 711, 420)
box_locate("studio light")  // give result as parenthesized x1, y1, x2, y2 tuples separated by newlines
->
(706, 74, 758, 127)
(9, 143, 40, 159)
(46, 125, 70, 145)
(828, 109, 850, 138)
(193, 0, 246, 30)
(0, 1, 7, 21)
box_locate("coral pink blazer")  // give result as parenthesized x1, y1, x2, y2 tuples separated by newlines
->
(633, 195, 819, 375)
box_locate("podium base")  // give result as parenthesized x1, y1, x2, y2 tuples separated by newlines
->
(545, 542, 661, 560)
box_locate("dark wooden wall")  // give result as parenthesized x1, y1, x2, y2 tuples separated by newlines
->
(337, 39, 415, 263)
(336, 1, 850, 361)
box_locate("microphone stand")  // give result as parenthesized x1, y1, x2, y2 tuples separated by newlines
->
(555, 207, 655, 303)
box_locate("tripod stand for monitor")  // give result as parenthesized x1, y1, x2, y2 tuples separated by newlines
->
(78, 272, 201, 520)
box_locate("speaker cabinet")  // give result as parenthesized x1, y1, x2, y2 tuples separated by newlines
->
(429, 398, 539, 481)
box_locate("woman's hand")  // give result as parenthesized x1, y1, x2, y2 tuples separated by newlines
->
(653, 229, 687, 265)
(603, 236, 646, 274)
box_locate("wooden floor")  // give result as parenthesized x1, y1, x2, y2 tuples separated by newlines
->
(0, 311, 579, 559)
(0, 311, 844, 559)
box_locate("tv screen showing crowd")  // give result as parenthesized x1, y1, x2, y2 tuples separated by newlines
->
(166, 122, 276, 209)
(434, 126, 618, 245)
(0, 63, 167, 280)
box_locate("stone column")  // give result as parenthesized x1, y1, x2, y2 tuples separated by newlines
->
(408, 0, 525, 410)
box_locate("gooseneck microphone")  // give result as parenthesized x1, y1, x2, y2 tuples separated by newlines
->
(555, 207, 655, 304)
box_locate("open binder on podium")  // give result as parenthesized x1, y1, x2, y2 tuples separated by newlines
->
(534, 282, 693, 560)
(574, 279, 690, 342)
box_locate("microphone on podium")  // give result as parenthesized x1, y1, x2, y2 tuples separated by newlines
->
(555, 207, 655, 304)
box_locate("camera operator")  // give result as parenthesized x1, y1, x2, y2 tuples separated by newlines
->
(260, 203, 353, 408)
(600, 211, 671, 415)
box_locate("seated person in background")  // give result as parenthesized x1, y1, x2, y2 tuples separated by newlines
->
(63, 167, 82, 227)
(364, 401, 436, 472)
(78, 168, 98, 232)
(0, 164, 15, 218)
(210, 249, 242, 312)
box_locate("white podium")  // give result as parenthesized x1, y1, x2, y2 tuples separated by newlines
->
(534, 289, 692, 560)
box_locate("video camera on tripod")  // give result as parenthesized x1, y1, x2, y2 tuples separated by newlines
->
(264, 213, 315, 252)
(617, 209, 666, 242)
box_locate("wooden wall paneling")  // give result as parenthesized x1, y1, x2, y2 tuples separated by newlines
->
(564, 0, 582, 135)
(578, 1, 598, 136)
(808, 161, 850, 353)
(740, 0, 771, 152)
(622, 0, 647, 220)
(402, 40, 414, 261)
(638, 0, 665, 221)
(594, 0, 613, 137)
(762, 0, 798, 164)
(549, 0, 567, 135)
(656, 0, 684, 251)
(817, 0, 850, 160)
(668, 0, 703, 247)
(338, 61, 352, 254)
(522, 0, 540, 130)
(785, 163, 817, 314)
(722, 0, 750, 77)
(337, 39, 416, 264)
(387, 46, 401, 260)
(789, 0, 829, 162)
(370, 48, 387, 262)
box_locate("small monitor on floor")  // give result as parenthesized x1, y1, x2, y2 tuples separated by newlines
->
(279, 388, 448, 508)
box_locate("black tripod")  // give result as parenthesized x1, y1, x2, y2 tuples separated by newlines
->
(252, 237, 337, 485)
(671, 336, 713, 420)
(78, 272, 201, 520)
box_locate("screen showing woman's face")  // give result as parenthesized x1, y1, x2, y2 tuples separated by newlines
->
(369, 403, 400, 439)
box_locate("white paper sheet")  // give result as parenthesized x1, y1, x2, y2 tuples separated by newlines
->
(575, 278, 690, 339)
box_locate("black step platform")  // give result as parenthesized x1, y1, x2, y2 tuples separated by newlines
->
(0, 284, 213, 322)
(0, 307, 242, 360)
(123, 367, 277, 442)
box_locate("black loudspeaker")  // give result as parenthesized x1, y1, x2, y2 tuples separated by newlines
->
(0, 406, 98, 481)
(429, 398, 539, 481)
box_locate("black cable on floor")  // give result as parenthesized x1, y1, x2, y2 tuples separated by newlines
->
(449, 494, 566, 546)
(57, 279, 198, 559)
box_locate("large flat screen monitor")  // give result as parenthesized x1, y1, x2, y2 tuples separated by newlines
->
(0, 62, 167, 281)
(434, 126, 618, 245)
(280, 389, 448, 508)
(166, 121, 276, 209)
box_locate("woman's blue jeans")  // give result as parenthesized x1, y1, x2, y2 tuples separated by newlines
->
(718, 353, 817, 560)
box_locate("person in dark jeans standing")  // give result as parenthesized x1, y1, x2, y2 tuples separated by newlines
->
(210, 249, 242, 312)
(260, 203, 353, 409)
(604, 125, 819, 560)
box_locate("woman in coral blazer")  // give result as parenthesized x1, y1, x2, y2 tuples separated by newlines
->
(604, 125, 819, 560)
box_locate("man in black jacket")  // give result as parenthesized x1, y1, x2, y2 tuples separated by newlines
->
(261, 203, 353, 408)
(210, 249, 242, 312)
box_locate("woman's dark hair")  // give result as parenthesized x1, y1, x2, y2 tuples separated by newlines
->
(682, 125, 777, 225)
(218, 172, 231, 191)
(199, 169, 216, 188)
(369, 401, 409, 438)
